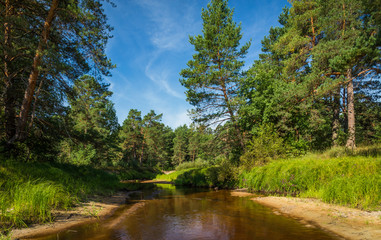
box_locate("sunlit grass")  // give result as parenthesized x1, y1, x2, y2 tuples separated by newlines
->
(155, 168, 194, 182)
(239, 152, 381, 210)
(0, 160, 123, 230)
(1, 180, 72, 227)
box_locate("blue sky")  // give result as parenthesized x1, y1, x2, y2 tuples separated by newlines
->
(103, 0, 289, 129)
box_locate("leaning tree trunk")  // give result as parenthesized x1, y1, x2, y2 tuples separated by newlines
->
(345, 68, 356, 149)
(12, 0, 59, 143)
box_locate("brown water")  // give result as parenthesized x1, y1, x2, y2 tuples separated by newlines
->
(33, 184, 340, 240)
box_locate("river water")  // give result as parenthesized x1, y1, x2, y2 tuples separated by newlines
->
(34, 183, 340, 240)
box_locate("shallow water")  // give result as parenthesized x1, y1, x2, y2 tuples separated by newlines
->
(33, 184, 340, 240)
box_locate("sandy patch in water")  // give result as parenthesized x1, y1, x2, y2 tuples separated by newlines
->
(252, 196, 381, 240)
(230, 189, 256, 197)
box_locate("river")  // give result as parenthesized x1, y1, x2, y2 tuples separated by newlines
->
(33, 183, 340, 240)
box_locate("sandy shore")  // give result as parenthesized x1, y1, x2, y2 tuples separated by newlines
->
(231, 191, 381, 240)
(10, 191, 137, 240)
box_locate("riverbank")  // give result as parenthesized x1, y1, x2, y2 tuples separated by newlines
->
(231, 190, 381, 240)
(239, 154, 381, 210)
(10, 191, 135, 239)
(9, 187, 381, 240)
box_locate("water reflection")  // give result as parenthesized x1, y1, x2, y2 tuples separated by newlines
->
(33, 184, 339, 240)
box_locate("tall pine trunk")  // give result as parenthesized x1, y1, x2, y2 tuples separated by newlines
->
(345, 68, 356, 149)
(12, 0, 59, 143)
(332, 89, 341, 147)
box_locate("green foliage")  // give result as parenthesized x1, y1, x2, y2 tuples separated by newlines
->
(0, 0, 115, 146)
(173, 167, 219, 187)
(172, 125, 189, 165)
(155, 169, 194, 182)
(61, 75, 120, 166)
(175, 158, 211, 171)
(240, 124, 287, 168)
(63, 143, 97, 166)
(156, 157, 238, 188)
(119, 109, 173, 168)
(180, 0, 249, 152)
(241, 0, 381, 151)
(116, 166, 158, 181)
(0, 233, 11, 240)
(322, 145, 381, 158)
(119, 109, 144, 164)
(240, 154, 381, 209)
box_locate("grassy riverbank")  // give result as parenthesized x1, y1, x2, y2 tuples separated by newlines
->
(240, 146, 381, 210)
(157, 146, 381, 210)
(0, 160, 157, 236)
(0, 160, 121, 231)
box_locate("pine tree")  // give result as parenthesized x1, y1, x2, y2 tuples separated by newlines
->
(172, 125, 189, 165)
(0, 0, 115, 146)
(180, 0, 250, 150)
(120, 109, 144, 164)
(64, 75, 118, 166)
(315, 0, 380, 149)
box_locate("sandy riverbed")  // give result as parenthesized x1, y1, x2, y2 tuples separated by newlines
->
(231, 191, 381, 240)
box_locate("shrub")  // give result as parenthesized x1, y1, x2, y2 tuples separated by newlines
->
(175, 158, 210, 171)
(240, 124, 287, 169)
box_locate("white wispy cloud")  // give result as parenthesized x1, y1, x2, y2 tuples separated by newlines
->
(134, 0, 199, 52)
(144, 55, 184, 99)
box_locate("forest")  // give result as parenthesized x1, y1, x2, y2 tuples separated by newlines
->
(0, 0, 380, 236)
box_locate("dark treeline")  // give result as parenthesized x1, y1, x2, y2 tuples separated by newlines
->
(1, 0, 380, 171)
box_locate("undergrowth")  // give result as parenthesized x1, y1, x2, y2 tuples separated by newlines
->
(155, 159, 238, 188)
(175, 159, 211, 171)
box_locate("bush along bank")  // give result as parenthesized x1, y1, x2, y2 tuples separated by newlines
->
(155, 161, 239, 189)
(239, 155, 381, 210)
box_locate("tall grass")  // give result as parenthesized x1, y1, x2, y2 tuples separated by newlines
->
(1, 180, 72, 227)
(239, 155, 381, 210)
(0, 160, 123, 229)
(0, 233, 11, 240)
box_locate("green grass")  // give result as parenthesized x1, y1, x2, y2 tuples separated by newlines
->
(0, 160, 125, 230)
(0, 233, 11, 240)
(155, 168, 194, 182)
(239, 155, 381, 210)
